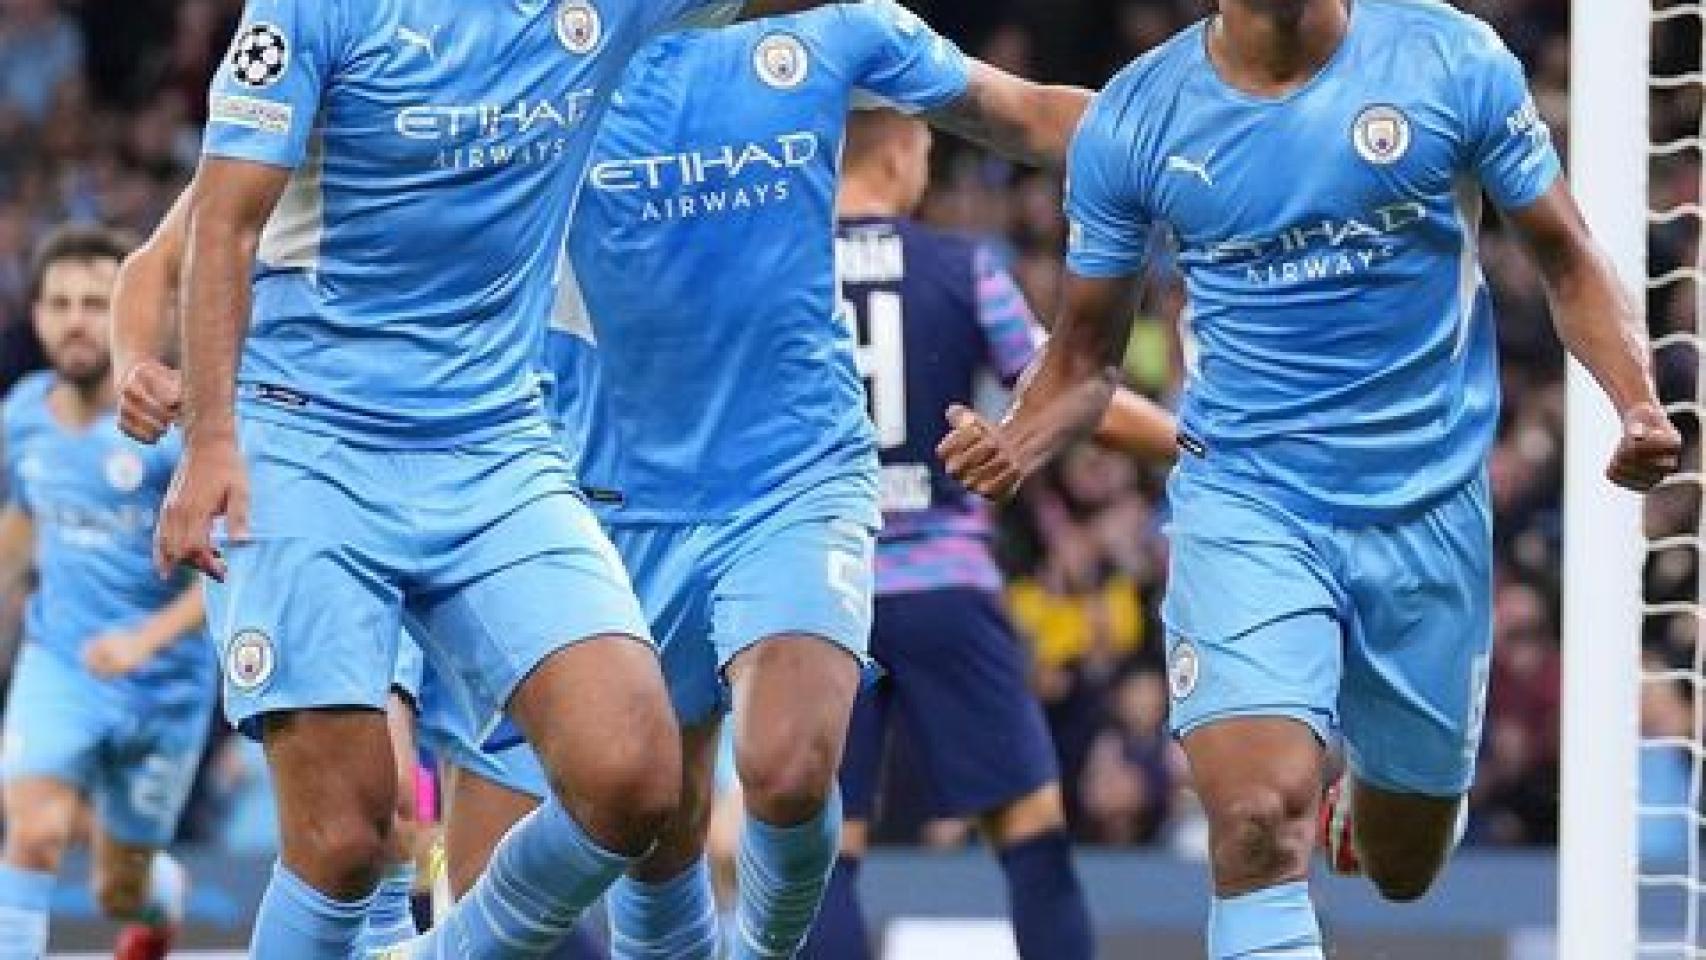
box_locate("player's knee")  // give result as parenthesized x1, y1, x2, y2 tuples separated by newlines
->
(1208, 784, 1314, 888)
(738, 734, 839, 826)
(3, 817, 74, 873)
(547, 730, 682, 855)
(297, 811, 393, 896)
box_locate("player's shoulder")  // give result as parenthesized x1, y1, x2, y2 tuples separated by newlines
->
(1101, 20, 1209, 104)
(1, 372, 54, 444)
(1360, 0, 1508, 61)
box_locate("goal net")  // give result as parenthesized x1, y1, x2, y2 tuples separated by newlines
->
(1565, 1, 1702, 957)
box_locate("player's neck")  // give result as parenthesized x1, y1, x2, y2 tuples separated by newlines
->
(49, 377, 115, 429)
(837, 180, 906, 219)
(1210, 0, 1352, 98)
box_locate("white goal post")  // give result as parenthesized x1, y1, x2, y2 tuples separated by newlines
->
(1560, 1, 1655, 957)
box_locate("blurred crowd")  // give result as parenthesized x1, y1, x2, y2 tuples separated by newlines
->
(0, 0, 1673, 856)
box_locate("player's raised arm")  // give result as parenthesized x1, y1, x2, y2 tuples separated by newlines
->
(1507, 183, 1679, 490)
(926, 61, 1091, 172)
(113, 187, 190, 444)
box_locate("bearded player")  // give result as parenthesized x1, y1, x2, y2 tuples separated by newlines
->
(0, 228, 213, 960)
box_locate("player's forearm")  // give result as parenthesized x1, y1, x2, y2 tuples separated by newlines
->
(932, 63, 1092, 172)
(112, 192, 190, 381)
(1093, 389, 1179, 465)
(1003, 316, 1128, 473)
(1546, 242, 1660, 415)
(181, 188, 263, 442)
(0, 509, 34, 600)
(135, 584, 207, 657)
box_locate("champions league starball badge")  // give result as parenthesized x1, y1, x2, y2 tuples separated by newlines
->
(229, 23, 290, 89)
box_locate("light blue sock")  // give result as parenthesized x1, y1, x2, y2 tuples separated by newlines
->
(251, 861, 375, 959)
(608, 859, 718, 959)
(135, 853, 187, 927)
(415, 801, 631, 958)
(0, 864, 54, 960)
(356, 862, 418, 955)
(1208, 881, 1324, 960)
(732, 788, 842, 960)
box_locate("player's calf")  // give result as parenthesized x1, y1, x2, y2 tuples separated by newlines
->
(1328, 775, 1464, 903)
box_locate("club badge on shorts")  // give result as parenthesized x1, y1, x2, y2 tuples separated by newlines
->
(755, 33, 810, 90)
(1170, 638, 1201, 701)
(1352, 104, 1411, 166)
(227, 629, 277, 693)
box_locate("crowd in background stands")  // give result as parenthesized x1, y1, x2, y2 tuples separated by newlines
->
(0, 0, 1682, 858)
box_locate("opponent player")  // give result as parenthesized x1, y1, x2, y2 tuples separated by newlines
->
(939, 0, 1682, 956)
(0, 227, 213, 960)
(157, 0, 852, 955)
(802, 110, 1178, 960)
(526, 5, 1097, 957)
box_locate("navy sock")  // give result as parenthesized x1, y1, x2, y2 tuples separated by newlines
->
(797, 856, 869, 960)
(998, 831, 1094, 960)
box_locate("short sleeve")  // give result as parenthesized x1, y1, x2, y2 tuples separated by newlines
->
(1, 413, 24, 515)
(972, 247, 1045, 386)
(1064, 85, 1151, 279)
(203, 0, 343, 170)
(846, 0, 971, 114)
(1457, 22, 1561, 211)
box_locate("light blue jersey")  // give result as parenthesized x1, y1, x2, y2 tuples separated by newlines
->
(1066, 0, 1561, 523)
(557, 0, 971, 522)
(203, 0, 741, 444)
(1, 372, 209, 705)
(0, 374, 213, 847)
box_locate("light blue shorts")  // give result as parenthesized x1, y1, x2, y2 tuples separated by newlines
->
(0, 645, 212, 846)
(205, 415, 650, 740)
(1162, 470, 1494, 797)
(605, 482, 878, 727)
(416, 655, 551, 801)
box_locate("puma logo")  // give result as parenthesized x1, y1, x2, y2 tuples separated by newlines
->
(1166, 154, 1215, 187)
(397, 25, 441, 61)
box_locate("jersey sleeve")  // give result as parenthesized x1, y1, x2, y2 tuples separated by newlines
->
(1456, 22, 1561, 211)
(1064, 83, 1151, 279)
(973, 246, 1045, 386)
(1, 405, 24, 514)
(845, 0, 971, 114)
(202, 0, 346, 170)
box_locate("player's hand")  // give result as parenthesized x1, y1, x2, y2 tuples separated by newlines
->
(117, 359, 183, 444)
(155, 434, 249, 581)
(1607, 401, 1683, 492)
(82, 630, 155, 678)
(938, 404, 1027, 500)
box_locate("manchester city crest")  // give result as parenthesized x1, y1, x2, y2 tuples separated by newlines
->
(1352, 104, 1411, 166)
(1170, 638, 1201, 701)
(104, 449, 145, 493)
(227, 629, 277, 692)
(755, 33, 809, 90)
(557, 0, 602, 55)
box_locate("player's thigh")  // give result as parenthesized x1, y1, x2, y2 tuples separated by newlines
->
(207, 417, 405, 736)
(882, 589, 1059, 821)
(607, 522, 724, 729)
(1339, 476, 1494, 799)
(385, 688, 421, 830)
(1182, 713, 1327, 893)
(1, 645, 106, 806)
(442, 763, 545, 899)
(95, 695, 212, 851)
